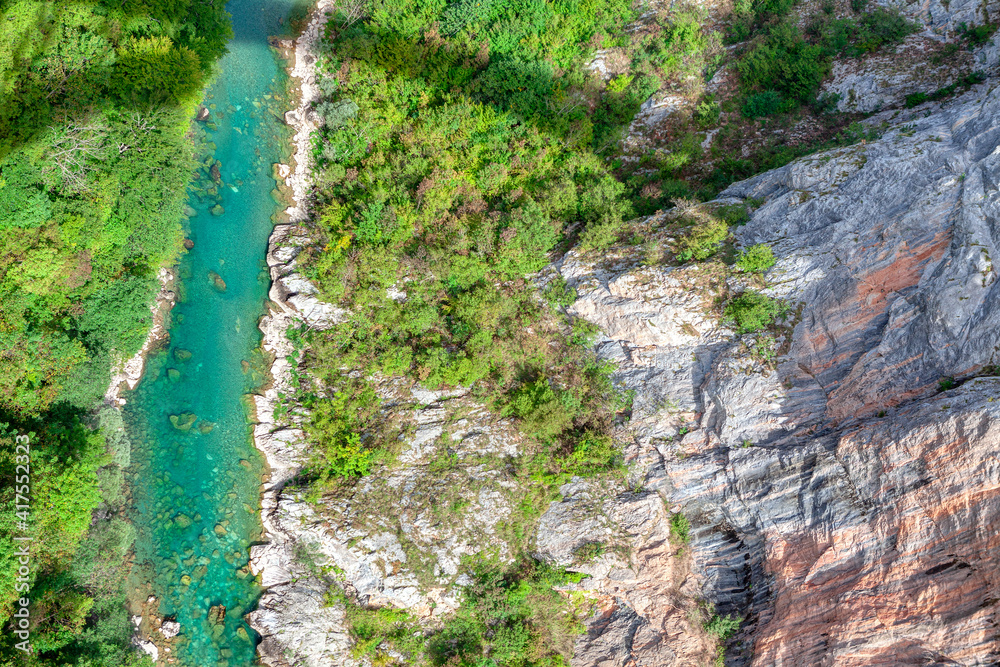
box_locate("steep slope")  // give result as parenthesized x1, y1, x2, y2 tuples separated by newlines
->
(555, 80, 1000, 664)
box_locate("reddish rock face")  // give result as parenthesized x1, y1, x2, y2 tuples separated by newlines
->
(561, 86, 1000, 665)
(751, 383, 1000, 666)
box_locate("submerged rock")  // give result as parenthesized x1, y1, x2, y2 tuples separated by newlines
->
(169, 413, 198, 431)
(208, 604, 226, 626)
(211, 204, 225, 216)
(174, 349, 192, 362)
(208, 271, 227, 292)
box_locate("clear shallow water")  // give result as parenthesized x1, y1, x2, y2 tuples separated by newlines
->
(124, 2, 296, 664)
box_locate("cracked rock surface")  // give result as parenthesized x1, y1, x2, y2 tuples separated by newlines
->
(555, 82, 1000, 665)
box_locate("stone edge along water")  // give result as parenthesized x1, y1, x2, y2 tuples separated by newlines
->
(244, 2, 348, 665)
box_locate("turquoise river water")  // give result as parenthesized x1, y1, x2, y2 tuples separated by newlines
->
(124, 1, 298, 665)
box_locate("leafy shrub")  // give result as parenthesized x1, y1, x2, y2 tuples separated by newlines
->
(573, 541, 605, 563)
(559, 432, 621, 475)
(503, 378, 576, 441)
(695, 99, 721, 129)
(674, 214, 729, 262)
(427, 558, 586, 666)
(737, 22, 828, 104)
(716, 203, 752, 226)
(705, 613, 742, 640)
(307, 386, 383, 481)
(346, 605, 424, 659)
(723, 291, 785, 333)
(905, 71, 986, 107)
(543, 276, 578, 309)
(960, 22, 1000, 47)
(736, 244, 776, 273)
(741, 90, 787, 118)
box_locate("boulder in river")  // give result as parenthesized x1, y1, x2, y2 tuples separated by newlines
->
(208, 604, 226, 626)
(208, 271, 227, 292)
(183, 238, 195, 249)
(210, 161, 222, 183)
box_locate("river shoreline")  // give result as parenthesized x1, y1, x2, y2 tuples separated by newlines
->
(246, 2, 347, 664)
(104, 267, 178, 408)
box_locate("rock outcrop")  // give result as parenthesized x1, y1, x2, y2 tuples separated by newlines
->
(555, 80, 1000, 664)
(246, 3, 348, 665)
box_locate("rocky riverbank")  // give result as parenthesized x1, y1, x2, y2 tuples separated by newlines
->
(239, 0, 1000, 663)
(245, 2, 348, 664)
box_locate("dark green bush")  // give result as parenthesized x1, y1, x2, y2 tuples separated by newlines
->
(427, 558, 586, 666)
(959, 22, 999, 47)
(670, 512, 691, 544)
(742, 90, 787, 118)
(723, 291, 785, 333)
(695, 95, 721, 127)
(704, 614, 742, 640)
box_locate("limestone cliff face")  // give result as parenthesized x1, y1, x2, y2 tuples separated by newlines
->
(557, 82, 1000, 665)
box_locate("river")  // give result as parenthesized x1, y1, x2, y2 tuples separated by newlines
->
(123, 1, 299, 664)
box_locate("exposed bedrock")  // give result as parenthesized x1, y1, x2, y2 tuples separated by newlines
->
(557, 83, 1000, 665)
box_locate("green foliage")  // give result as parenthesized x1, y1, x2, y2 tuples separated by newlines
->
(669, 512, 690, 544)
(694, 95, 721, 128)
(704, 614, 742, 640)
(347, 605, 425, 660)
(543, 276, 578, 309)
(504, 378, 576, 441)
(735, 244, 776, 273)
(723, 291, 785, 333)
(301, 0, 650, 488)
(741, 90, 787, 118)
(306, 384, 383, 481)
(573, 541, 605, 563)
(427, 557, 586, 666)
(0, 0, 230, 416)
(904, 71, 986, 108)
(959, 22, 1000, 47)
(0, 3, 228, 665)
(735, 8, 916, 113)
(674, 212, 729, 262)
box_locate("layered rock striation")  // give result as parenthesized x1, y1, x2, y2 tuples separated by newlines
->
(555, 81, 1000, 664)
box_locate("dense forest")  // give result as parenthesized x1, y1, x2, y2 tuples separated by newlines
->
(0, 0, 230, 664)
